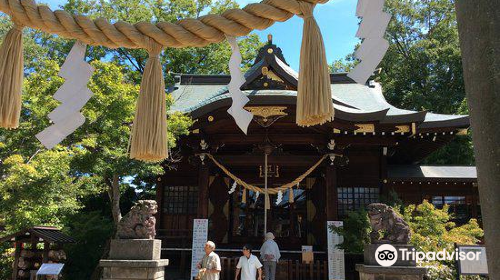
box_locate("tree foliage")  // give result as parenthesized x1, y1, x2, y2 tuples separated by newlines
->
(380, 0, 474, 165)
(329, 209, 370, 254)
(0, 0, 262, 278)
(331, 201, 483, 279)
(332, 0, 474, 165)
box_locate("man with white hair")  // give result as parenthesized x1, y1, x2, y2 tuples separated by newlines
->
(259, 232, 281, 280)
(197, 241, 221, 280)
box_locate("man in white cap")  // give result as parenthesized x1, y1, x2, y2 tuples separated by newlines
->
(259, 232, 281, 280)
(197, 241, 221, 280)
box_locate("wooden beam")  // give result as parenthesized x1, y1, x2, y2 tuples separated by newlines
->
(197, 164, 210, 218)
(213, 155, 323, 167)
(325, 164, 338, 220)
(183, 134, 398, 147)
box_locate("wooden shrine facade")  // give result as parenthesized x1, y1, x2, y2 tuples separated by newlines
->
(156, 38, 479, 255)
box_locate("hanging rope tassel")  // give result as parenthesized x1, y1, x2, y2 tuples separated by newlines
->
(0, 22, 24, 129)
(242, 188, 247, 204)
(130, 40, 168, 162)
(296, 2, 334, 127)
(265, 192, 271, 210)
(289, 187, 294, 203)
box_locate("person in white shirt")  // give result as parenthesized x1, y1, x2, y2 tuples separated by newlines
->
(197, 241, 222, 280)
(235, 244, 263, 280)
(259, 232, 281, 280)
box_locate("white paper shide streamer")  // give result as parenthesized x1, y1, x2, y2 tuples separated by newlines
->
(275, 190, 283, 205)
(228, 181, 237, 194)
(36, 41, 94, 148)
(348, 0, 391, 84)
(226, 36, 253, 134)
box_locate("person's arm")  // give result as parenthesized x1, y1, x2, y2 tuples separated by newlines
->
(235, 258, 242, 280)
(197, 259, 202, 269)
(275, 244, 281, 261)
(256, 258, 263, 280)
(209, 255, 222, 274)
(234, 268, 241, 280)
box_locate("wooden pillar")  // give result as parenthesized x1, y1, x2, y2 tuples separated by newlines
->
(325, 164, 338, 221)
(471, 183, 478, 219)
(43, 241, 49, 263)
(197, 164, 210, 218)
(12, 241, 21, 280)
(380, 147, 389, 197)
(155, 177, 164, 231)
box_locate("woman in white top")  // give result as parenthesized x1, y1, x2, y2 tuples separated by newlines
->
(235, 244, 263, 280)
(259, 232, 281, 280)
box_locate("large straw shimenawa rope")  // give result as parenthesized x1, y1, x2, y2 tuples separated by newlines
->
(206, 153, 327, 209)
(0, 21, 23, 128)
(0, 0, 329, 49)
(129, 39, 167, 162)
(0, 0, 333, 161)
(205, 153, 327, 194)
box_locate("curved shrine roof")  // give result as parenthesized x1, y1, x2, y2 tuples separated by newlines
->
(168, 39, 468, 129)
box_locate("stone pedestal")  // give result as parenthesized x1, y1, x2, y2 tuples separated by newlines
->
(358, 244, 427, 280)
(356, 264, 427, 280)
(99, 239, 169, 280)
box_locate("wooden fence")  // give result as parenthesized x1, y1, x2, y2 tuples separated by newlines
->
(219, 258, 329, 280)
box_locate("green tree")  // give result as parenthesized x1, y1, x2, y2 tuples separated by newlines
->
(332, 0, 473, 165)
(331, 201, 483, 279)
(380, 0, 473, 165)
(329, 209, 370, 254)
(0, 1, 262, 278)
(402, 201, 483, 279)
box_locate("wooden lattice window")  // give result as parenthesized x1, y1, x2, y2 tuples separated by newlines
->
(337, 187, 380, 217)
(163, 186, 198, 214)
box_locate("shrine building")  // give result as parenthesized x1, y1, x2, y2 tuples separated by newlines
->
(156, 37, 479, 278)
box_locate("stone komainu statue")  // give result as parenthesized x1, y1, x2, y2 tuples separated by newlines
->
(366, 203, 411, 244)
(116, 200, 158, 239)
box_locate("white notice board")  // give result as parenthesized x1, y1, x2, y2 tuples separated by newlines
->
(191, 219, 209, 279)
(458, 245, 488, 275)
(36, 263, 64, 275)
(327, 221, 345, 280)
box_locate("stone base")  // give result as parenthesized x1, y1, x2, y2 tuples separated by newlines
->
(356, 264, 427, 280)
(100, 239, 168, 280)
(109, 239, 161, 260)
(100, 259, 169, 280)
(364, 244, 416, 266)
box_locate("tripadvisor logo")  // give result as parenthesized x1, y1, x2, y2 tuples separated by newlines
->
(375, 244, 398, 267)
(374, 244, 483, 267)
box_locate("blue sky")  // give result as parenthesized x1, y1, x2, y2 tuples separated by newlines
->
(41, 0, 360, 71)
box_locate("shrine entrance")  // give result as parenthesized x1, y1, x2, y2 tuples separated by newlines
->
(228, 185, 308, 248)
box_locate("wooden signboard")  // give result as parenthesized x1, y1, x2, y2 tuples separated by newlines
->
(457, 245, 488, 276)
(190, 219, 208, 280)
(302, 245, 314, 264)
(327, 221, 345, 280)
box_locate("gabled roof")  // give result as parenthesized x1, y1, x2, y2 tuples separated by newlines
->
(0, 226, 76, 243)
(168, 38, 469, 129)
